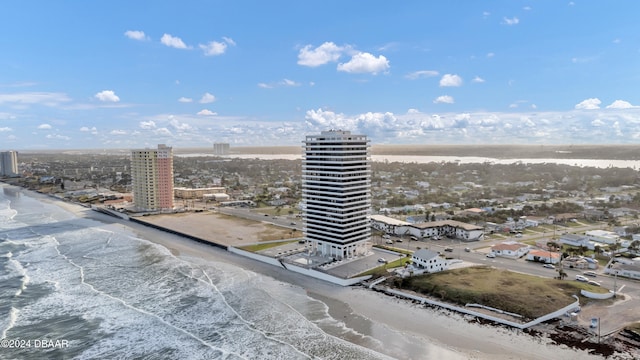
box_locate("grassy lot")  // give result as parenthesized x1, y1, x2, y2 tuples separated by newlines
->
(387, 266, 607, 320)
(239, 240, 298, 252)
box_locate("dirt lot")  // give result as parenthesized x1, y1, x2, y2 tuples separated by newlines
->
(135, 211, 295, 246)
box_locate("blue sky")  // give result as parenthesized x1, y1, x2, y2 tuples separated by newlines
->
(2, 1, 640, 150)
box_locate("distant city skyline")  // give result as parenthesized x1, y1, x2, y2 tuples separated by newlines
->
(2, 1, 640, 149)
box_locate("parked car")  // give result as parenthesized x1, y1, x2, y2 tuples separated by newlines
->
(382, 234, 391, 239)
(583, 271, 597, 277)
(486, 253, 496, 258)
(575, 275, 588, 282)
(385, 240, 394, 244)
(444, 247, 453, 252)
(587, 280, 601, 287)
(395, 239, 403, 243)
(464, 247, 471, 252)
(410, 236, 418, 241)
(290, 222, 296, 225)
(543, 264, 555, 269)
(378, 258, 387, 263)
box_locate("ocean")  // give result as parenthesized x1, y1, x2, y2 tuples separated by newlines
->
(0, 185, 393, 360)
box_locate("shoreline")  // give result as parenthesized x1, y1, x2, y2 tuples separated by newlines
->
(15, 187, 627, 359)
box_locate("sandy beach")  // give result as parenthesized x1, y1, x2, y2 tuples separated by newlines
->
(37, 196, 626, 360)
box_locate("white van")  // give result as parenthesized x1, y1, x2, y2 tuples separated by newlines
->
(575, 275, 588, 282)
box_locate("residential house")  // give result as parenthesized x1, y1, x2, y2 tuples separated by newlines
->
(562, 256, 598, 270)
(411, 249, 448, 273)
(490, 242, 530, 258)
(526, 249, 561, 264)
(585, 230, 619, 245)
(604, 258, 640, 280)
(559, 233, 590, 248)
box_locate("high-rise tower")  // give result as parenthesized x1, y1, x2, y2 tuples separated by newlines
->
(0, 151, 18, 177)
(130, 144, 174, 211)
(302, 130, 371, 260)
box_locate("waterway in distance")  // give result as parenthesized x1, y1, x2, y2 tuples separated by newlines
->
(178, 153, 640, 170)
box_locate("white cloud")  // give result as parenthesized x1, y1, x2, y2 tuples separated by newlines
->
(258, 79, 301, 89)
(124, 30, 148, 41)
(80, 126, 98, 134)
(178, 97, 193, 103)
(45, 134, 70, 140)
(405, 70, 439, 80)
(169, 118, 192, 131)
(199, 41, 227, 56)
(575, 98, 601, 110)
(37, 124, 52, 130)
(502, 17, 520, 25)
(487, 52, 495, 58)
(139, 120, 157, 129)
(472, 76, 485, 83)
(523, 6, 532, 11)
(200, 93, 216, 104)
(337, 52, 390, 74)
(439, 74, 463, 87)
(154, 128, 173, 136)
(434, 95, 454, 104)
(161, 34, 189, 49)
(0, 127, 11, 132)
(197, 109, 217, 116)
(0, 92, 71, 106)
(95, 90, 120, 102)
(110, 130, 127, 135)
(222, 37, 236, 46)
(606, 100, 635, 109)
(591, 119, 605, 126)
(281, 79, 300, 87)
(297, 42, 345, 67)
(483, 11, 491, 17)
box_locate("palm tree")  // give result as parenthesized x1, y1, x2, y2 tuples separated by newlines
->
(558, 268, 567, 280)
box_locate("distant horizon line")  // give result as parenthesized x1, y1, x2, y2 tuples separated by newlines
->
(8, 144, 640, 162)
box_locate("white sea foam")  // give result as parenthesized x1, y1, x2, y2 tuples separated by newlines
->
(0, 307, 19, 339)
(0, 188, 391, 360)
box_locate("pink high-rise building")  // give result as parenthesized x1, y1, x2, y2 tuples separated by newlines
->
(131, 144, 174, 211)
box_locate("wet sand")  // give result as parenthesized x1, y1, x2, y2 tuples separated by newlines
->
(40, 197, 612, 360)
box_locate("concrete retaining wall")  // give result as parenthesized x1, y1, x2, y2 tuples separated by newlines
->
(229, 247, 371, 286)
(228, 247, 285, 268)
(581, 289, 615, 300)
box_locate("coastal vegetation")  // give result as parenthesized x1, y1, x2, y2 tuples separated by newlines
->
(387, 266, 607, 320)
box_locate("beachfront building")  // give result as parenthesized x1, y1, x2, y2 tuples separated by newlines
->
(174, 187, 226, 199)
(0, 151, 18, 177)
(130, 144, 174, 212)
(213, 143, 230, 155)
(302, 130, 371, 260)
